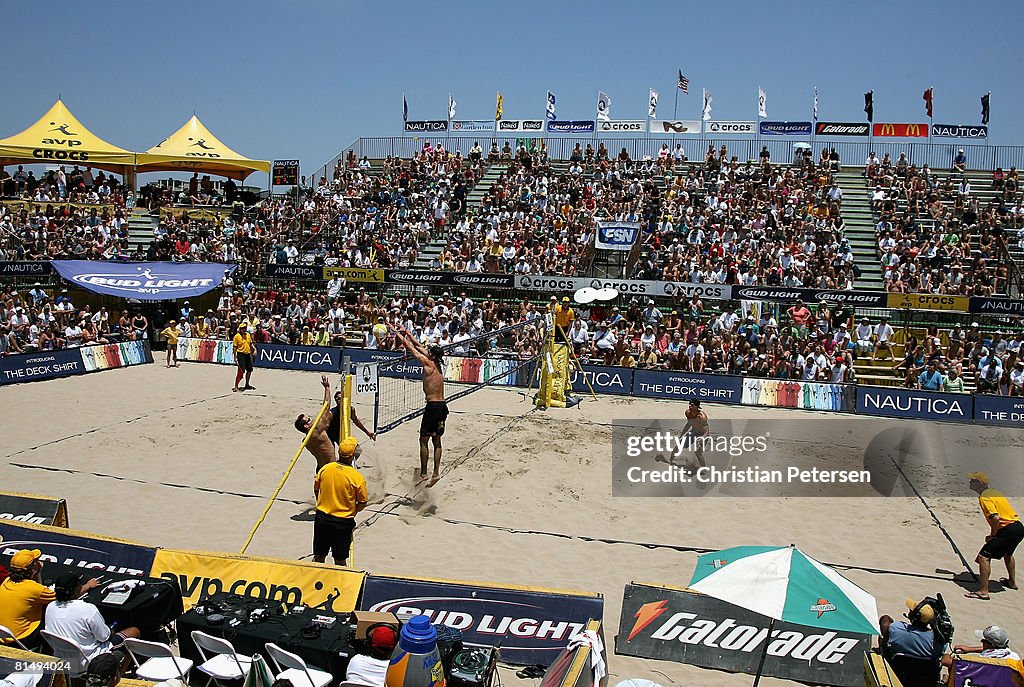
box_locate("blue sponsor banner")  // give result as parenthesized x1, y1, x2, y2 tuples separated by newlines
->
(360, 575, 603, 665)
(856, 386, 973, 423)
(595, 222, 640, 251)
(344, 347, 423, 379)
(0, 261, 52, 277)
(254, 342, 343, 373)
(451, 120, 495, 132)
(0, 520, 158, 577)
(51, 261, 235, 300)
(759, 121, 813, 136)
(974, 395, 1024, 427)
(571, 365, 633, 396)
(632, 369, 743, 405)
(0, 348, 86, 386)
(546, 120, 595, 133)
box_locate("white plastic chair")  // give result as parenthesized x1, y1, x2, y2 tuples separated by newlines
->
(265, 643, 332, 687)
(0, 624, 28, 650)
(123, 637, 194, 682)
(191, 631, 252, 687)
(40, 630, 89, 677)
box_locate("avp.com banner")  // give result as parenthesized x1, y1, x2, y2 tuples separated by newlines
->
(151, 549, 365, 611)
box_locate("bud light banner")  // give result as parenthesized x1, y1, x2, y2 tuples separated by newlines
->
(51, 261, 235, 300)
(856, 386, 973, 423)
(595, 222, 640, 251)
(360, 574, 604, 665)
(759, 121, 812, 136)
(546, 120, 596, 133)
(617, 583, 869, 687)
(632, 369, 744, 405)
(0, 520, 158, 577)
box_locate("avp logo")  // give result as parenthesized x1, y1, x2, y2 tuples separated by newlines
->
(189, 137, 214, 150)
(49, 121, 78, 137)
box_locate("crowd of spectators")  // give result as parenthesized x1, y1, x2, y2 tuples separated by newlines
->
(0, 284, 135, 354)
(868, 150, 1021, 295)
(629, 144, 856, 290)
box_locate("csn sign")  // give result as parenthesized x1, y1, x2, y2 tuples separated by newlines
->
(595, 222, 640, 251)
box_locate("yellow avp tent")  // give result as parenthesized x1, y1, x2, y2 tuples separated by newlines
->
(135, 115, 271, 180)
(0, 99, 135, 174)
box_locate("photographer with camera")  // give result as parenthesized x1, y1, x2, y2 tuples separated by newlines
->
(878, 596, 952, 687)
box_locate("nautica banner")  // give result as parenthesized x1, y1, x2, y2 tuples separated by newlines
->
(51, 261, 235, 300)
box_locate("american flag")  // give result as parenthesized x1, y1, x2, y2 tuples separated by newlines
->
(677, 69, 689, 94)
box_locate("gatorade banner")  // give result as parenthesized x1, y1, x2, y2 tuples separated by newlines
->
(0, 520, 157, 576)
(0, 491, 68, 527)
(360, 574, 604, 665)
(150, 549, 364, 612)
(857, 386, 973, 423)
(632, 369, 743, 405)
(618, 583, 868, 687)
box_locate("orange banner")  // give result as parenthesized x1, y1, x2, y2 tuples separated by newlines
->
(873, 123, 929, 137)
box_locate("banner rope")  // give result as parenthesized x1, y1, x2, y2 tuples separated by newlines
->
(239, 384, 336, 554)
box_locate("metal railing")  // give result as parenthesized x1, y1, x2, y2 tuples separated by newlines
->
(311, 136, 1024, 186)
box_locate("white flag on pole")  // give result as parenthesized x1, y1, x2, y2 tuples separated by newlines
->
(448, 94, 456, 120)
(758, 86, 767, 119)
(813, 87, 819, 121)
(648, 89, 659, 118)
(597, 91, 612, 121)
(702, 89, 713, 121)
(546, 90, 556, 120)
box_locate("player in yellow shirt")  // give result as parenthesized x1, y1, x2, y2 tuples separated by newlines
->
(313, 438, 367, 566)
(966, 472, 1024, 600)
(553, 296, 574, 344)
(232, 322, 256, 392)
(160, 320, 180, 368)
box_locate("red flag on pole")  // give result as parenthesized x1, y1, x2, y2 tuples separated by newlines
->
(923, 88, 933, 118)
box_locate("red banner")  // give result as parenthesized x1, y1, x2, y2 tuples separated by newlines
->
(872, 123, 929, 137)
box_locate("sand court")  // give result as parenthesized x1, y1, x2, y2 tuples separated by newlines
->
(3, 362, 1023, 686)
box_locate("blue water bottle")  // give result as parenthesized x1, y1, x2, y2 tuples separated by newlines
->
(385, 616, 446, 687)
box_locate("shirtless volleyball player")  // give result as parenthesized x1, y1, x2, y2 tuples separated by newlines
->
(655, 399, 709, 469)
(295, 375, 339, 471)
(391, 324, 447, 487)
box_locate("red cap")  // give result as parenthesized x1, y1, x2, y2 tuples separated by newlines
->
(370, 626, 397, 652)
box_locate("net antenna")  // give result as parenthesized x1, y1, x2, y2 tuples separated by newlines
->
(374, 317, 546, 435)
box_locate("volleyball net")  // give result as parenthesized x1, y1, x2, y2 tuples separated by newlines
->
(374, 317, 547, 435)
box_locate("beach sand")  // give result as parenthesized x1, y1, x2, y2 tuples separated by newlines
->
(3, 362, 1022, 686)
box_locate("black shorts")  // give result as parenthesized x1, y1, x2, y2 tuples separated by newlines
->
(420, 401, 449, 437)
(980, 520, 1024, 559)
(236, 351, 253, 372)
(313, 510, 355, 562)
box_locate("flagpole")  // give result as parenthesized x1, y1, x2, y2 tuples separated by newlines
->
(810, 88, 816, 156)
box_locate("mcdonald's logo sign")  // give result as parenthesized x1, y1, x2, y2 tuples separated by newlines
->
(872, 123, 929, 138)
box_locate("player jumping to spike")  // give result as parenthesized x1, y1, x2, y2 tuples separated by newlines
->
(390, 324, 447, 487)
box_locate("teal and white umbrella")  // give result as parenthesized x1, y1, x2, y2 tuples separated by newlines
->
(688, 545, 879, 636)
(688, 545, 878, 686)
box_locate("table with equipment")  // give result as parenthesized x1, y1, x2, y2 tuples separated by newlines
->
(175, 592, 357, 680)
(42, 563, 184, 635)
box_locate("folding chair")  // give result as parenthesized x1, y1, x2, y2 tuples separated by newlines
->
(0, 624, 27, 651)
(265, 643, 332, 687)
(123, 637, 194, 682)
(39, 630, 89, 678)
(190, 631, 252, 687)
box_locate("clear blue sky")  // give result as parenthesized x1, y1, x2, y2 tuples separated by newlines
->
(2, 0, 1019, 182)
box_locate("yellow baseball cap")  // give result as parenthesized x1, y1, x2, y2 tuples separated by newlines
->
(10, 549, 42, 569)
(969, 472, 990, 485)
(562, 296, 570, 302)
(339, 437, 359, 457)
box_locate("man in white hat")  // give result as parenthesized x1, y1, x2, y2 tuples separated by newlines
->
(943, 625, 1019, 664)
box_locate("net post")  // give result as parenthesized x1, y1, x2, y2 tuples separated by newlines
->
(341, 356, 352, 440)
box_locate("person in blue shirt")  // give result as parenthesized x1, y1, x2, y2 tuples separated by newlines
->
(919, 362, 946, 391)
(879, 598, 947, 685)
